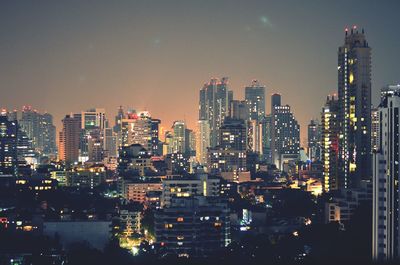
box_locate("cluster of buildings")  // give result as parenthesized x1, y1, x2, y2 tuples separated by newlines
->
(0, 26, 400, 262)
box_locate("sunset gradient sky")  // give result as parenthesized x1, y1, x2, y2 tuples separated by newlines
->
(1, 0, 400, 142)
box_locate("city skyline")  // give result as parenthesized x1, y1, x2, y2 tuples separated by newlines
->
(1, 1, 400, 139)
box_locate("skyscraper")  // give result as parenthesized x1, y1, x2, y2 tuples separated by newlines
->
(321, 95, 340, 192)
(230, 100, 248, 120)
(271, 95, 300, 169)
(245, 80, 266, 122)
(60, 114, 81, 164)
(338, 27, 372, 189)
(219, 118, 247, 151)
(151, 119, 161, 156)
(172, 121, 186, 154)
(121, 111, 153, 152)
(372, 86, 400, 261)
(271, 93, 281, 114)
(0, 114, 18, 176)
(371, 107, 379, 152)
(199, 77, 230, 147)
(307, 119, 321, 161)
(19, 106, 57, 158)
(196, 120, 210, 166)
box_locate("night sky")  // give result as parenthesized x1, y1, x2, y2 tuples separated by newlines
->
(1, 0, 400, 142)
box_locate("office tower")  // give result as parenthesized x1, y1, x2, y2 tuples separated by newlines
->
(271, 96, 300, 169)
(371, 107, 379, 152)
(261, 115, 272, 163)
(104, 127, 117, 158)
(17, 129, 36, 165)
(87, 129, 104, 162)
(41, 113, 57, 157)
(271, 93, 281, 113)
(184, 128, 196, 156)
(228, 90, 234, 117)
(0, 115, 18, 176)
(308, 119, 321, 161)
(372, 87, 400, 260)
(114, 106, 125, 133)
(19, 106, 40, 149)
(338, 27, 372, 189)
(245, 80, 266, 122)
(247, 120, 263, 154)
(60, 115, 81, 164)
(220, 118, 247, 151)
(196, 120, 210, 166)
(18, 106, 57, 157)
(121, 111, 153, 152)
(77, 108, 106, 161)
(151, 119, 161, 156)
(163, 131, 174, 155)
(80, 108, 106, 130)
(321, 95, 340, 192)
(199, 77, 230, 147)
(6, 109, 18, 122)
(113, 106, 125, 150)
(155, 196, 230, 258)
(230, 100, 248, 120)
(172, 121, 186, 154)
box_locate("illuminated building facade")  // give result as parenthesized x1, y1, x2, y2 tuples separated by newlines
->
(172, 120, 186, 154)
(60, 114, 81, 164)
(219, 118, 246, 151)
(161, 171, 220, 208)
(245, 79, 266, 122)
(121, 111, 153, 152)
(307, 119, 321, 161)
(371, 108, 379, 152)
(0, 115, 18, 176)
(271, 96, 300, 169)
(19, 106, 57, 157)
(199, 77, 230, 147)
(321, 95, 340, 192)
(338, 27, 372, 189)
(196, 120, 210, 166)
(155, 196, 230, 258)
(372, 87, 400, 261)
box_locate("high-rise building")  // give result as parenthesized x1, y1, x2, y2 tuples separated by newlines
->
(230, 100, 248, 120)
(104, 127, 117, 158)
(261, 115, 272, 163)
(307, 119, 321, 161)
(271, 93, 281, 113)
(172, 121, 186, 154)
(271, 96, 300, 169)
(121, 111, 153, 152)
(196, 120, 210, 166)
(321, 95, 340, 192)
(247, 120, 263, 154)
(19, 106, 57, 157)
(245, 80, 266, 122)
(0, 114, 18, 176)
(371, 107, 379, 152)
(199, 77, 230, 147)
(338, 27, 372, 189)
(372, 86, 400, 261)
(151, 119, 161, 156)
(219, 118, 247, 151)
(60, 114, 81, 164)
